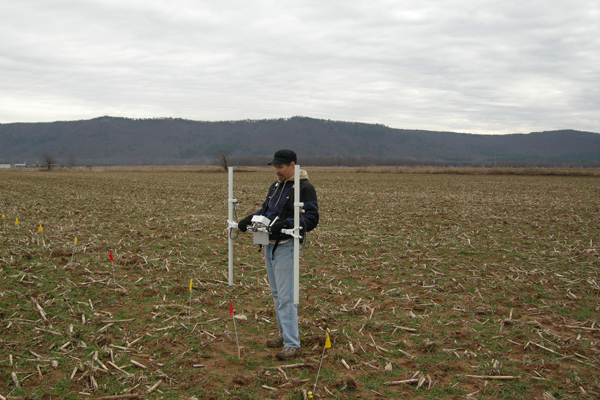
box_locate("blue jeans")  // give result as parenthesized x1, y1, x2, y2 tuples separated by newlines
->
(264, 240, 300, 348)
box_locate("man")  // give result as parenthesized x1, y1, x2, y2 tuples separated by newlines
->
(238, 149, 319, 360)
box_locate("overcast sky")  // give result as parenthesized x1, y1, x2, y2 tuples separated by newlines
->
(1, 0, 598, 134)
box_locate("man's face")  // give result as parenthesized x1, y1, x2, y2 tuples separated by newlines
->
(274, 162, 295, 181)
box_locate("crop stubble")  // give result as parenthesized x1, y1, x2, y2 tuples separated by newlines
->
(0, 169, 599, 399)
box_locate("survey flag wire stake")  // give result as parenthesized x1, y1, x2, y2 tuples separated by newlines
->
(313, 332, 332, 394)
(38, 224, 45, 248)
(188, 279, 193, 324)
(70, 237, 77, 266)
(229, 300, 241, 358)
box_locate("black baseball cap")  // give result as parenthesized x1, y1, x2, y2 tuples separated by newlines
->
(268, 149, 297, 165)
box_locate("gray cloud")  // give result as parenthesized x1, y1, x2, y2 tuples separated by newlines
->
(1, 0, 598, 134)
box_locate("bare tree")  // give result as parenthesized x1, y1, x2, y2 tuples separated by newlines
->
(41, 152, 56, 170)
(214, 149, 230, 171)
(67, 153, 77, 169)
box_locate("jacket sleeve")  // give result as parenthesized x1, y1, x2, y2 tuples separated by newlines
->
(299, 180, 319, 233)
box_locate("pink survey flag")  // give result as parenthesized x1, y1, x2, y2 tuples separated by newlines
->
(109, 252, 114, 262)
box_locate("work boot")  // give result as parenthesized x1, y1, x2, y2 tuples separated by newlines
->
(266, 336, 284, 348)
(276, 347, 300, 360)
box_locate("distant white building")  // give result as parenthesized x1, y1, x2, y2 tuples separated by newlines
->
(0, 164, 11, 169)
(14, 164, 27, 168)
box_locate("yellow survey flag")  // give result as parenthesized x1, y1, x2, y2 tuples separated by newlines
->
(15, 217, 18, 225)
(2, 214, 5, 219)
(38, 224, 43, 232)
(324, 332, 331, 349)
(189, 278, 193, 292)
(74, 237, 78, 245)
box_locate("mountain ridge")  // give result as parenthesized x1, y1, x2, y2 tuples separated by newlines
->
(1, 116, 599, 166)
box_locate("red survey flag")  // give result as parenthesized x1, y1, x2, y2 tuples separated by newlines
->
(229, 299, 233, 315)
(109, 252, 114, 262)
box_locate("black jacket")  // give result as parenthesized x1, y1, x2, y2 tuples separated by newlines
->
(250, 170, 319, 242)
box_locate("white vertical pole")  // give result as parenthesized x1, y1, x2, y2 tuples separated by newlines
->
(293, 164, 301, 304)
(228, 167, 234, 286)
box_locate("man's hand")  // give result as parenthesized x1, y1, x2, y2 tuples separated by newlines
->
(237, 215, 253, 232)
(269, 220, 291, 234)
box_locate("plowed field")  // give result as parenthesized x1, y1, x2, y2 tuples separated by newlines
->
(1, 168, 599, 399)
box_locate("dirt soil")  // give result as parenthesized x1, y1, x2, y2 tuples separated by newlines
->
(1, 169, 599, 399)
